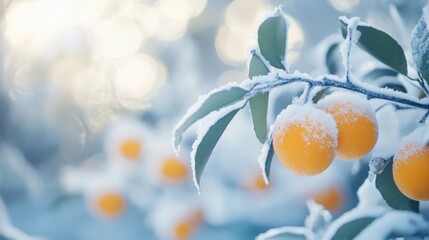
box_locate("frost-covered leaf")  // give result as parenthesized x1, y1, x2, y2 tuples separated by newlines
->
(325, 43, 341, 75)
(362, 68, 406, 93)
(363, 68, 398, 82)
(340, 19, 407, 75)
(249, 52, 270, 143)
(305, 200, 332, 237)
(375, 159, 419, 212)
(312, 87, 329, 103)
(256, 227, 307, 240)
(249, 51, 270, 78)
(192, 108, 240, 190)
(250, 94, 269, 143)
(355, 211, 429, 240)
(258, 9, 288, 70)
(381, 83, 407, 93)
(257, 127, 274, 183)
(411, 16, 429, 84)
(173, 85, 248, 151)
(331, 217, 376, 240)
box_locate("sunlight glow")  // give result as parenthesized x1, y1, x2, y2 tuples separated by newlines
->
(114, 54, 167, 109)
(329, 0, 360, 12)
(216, 0, 304, 66)
(92, 18, 143, 59)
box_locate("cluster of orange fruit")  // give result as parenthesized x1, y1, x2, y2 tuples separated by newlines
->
(273, 92, 378, 175)
(272, 91, 429, 201)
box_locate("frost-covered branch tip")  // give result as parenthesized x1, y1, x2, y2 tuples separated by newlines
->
(339, 16, 361, 81)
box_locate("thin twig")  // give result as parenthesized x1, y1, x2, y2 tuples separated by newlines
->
(247, 73, 429, 110)
(420, 111, 429, 123)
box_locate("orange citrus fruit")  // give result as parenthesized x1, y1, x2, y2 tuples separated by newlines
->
(318, 92, 378, 160)
(273, 104, 338, 176)
(393, 127, 429, 201)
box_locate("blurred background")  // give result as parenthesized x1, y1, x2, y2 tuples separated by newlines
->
(0, 0, 426, 239)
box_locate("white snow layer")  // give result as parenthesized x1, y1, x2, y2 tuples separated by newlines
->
(368, 155, 391, 182)
(255, 226, 307, 240)
(338, 16, 361, 78)
(321, 206, 388, 240)
(396, 126, 427, 162)
(305, 200, 332, 239)
(322, 179, 389, 239)
(355, 211, 429, 240)
(273, 103, 338, 148)
(317, 91, 377, 125)
(257, 124, 273, 184)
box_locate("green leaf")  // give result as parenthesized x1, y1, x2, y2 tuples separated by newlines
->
(340, 19, 408, 76)
(326, 43, 341, 75)
(375, 159, 419, 212)
(249, 52, 270, 78)
(331, 217, 376, 240)
(174, 86, 248, 150)
(312, 87, 330, 103)
(258, 133, 274, 183)
(363, 68, 398, 82)
(361, 68, 405, 92)
(263, 142, 274, 181)
(258, 10, 288, 70)
(411, 17, 429, 84)
(193, 109, 240, 187)
(249, 52, 270, 143)
(250, 94, 269, 143)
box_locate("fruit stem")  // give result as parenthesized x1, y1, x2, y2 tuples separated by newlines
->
(297, 83, 313, 104)
(417, 73, 429, 96)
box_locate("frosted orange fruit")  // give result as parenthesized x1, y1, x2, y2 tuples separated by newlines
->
(393, 127, 429, 201)
(273, 104, 338, 176)
(318, 92, 378, 160)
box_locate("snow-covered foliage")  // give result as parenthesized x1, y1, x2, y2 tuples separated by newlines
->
(172, 3, 429, 239)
